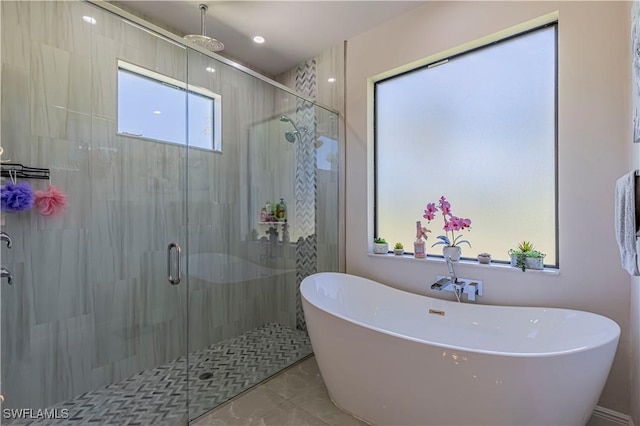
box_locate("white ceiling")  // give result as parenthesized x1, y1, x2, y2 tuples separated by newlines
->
(115, 1, 426, 77)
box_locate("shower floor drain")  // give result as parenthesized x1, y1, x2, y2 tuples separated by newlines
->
(199, 372, 214, 380)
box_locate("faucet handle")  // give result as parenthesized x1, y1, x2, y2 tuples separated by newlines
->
(1, 267, 13, 285)
(0, 231, 12, 249)
(461, 280, 483, 301)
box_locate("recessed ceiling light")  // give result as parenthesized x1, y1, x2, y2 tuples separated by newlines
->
(328, 77, 336, 83)
(82, 16, 96, 25)
(206, 67, 216, 73)
(253, 36, 265, 44)
(153, 110, 162, 115)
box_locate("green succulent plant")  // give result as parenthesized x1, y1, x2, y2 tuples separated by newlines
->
(508, 241, 546, 272)
(374, 237, 387, 244)
(394, 242, 404, 250)
(517, 241, 534, 252)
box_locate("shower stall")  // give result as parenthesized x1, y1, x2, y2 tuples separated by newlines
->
(0, 1, 339, 424)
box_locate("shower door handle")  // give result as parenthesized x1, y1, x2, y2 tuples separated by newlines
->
(167, 243, 182, 285)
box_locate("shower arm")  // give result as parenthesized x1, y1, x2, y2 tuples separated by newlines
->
(200, 4, 207, 37)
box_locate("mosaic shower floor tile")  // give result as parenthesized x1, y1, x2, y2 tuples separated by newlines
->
(7, 323, 311, 426)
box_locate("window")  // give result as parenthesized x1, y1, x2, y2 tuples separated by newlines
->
(374, 24, 557, 266)
(117, 61, 222, 151)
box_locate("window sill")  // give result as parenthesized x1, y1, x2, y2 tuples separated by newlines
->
(367, 252, 560, 275)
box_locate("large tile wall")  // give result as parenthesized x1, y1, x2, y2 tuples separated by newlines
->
(275, 43, 344, 276)
(0, 0, 338, 412)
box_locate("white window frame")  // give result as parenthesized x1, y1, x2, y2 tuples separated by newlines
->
(116, 60, 222, 152)
(372, 21, 558, 267)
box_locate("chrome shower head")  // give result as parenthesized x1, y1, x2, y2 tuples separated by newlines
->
(284, 131, 298, 143)
(281, 115, 300, 132)
(183, 4, 224, 52)
(280, 115, 309, 143)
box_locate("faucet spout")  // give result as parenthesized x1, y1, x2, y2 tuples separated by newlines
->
(1, 267, 13, 285)
(431, 277, 453, 291)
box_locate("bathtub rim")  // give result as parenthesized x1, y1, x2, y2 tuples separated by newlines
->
(301, 272, 621, 359)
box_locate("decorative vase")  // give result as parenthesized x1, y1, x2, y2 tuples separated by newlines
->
(394, 248, 404, 256)
(442, 246, 461, 262)
(477, 253, 491, 264)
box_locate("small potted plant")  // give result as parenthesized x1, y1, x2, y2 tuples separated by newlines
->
(393, 242, 404, 256)
(373, 237, 389, 254)
(477, 252, 491, 264)
(508, 241, 546, 271)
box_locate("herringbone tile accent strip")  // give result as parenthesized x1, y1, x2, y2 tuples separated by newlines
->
(7, 324, 311, 426)
(295, 59, 318, 332)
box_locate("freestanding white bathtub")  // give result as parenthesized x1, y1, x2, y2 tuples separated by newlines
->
(301, 272, 620, 426)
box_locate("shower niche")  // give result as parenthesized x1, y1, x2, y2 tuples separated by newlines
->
(248, 116, 298, 239)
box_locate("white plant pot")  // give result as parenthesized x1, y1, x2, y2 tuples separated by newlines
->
(525, 257, 544, 270)
(510, 253, 545, 270)
(442, 246, 461, 262)
(373, 243, 388, 254)
(394, 249, 404, 256)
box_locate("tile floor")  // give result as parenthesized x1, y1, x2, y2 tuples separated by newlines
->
(194, 356, 618, 426)
(193, 356, 368, 426)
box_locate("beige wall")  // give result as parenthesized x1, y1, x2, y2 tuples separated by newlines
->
(346, 1, 632, 415)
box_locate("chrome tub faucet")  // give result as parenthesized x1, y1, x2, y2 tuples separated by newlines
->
(431, 254, 483, 302)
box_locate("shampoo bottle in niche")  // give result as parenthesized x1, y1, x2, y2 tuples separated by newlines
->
(265, 201, 273, 222)
(260, 206, 267, 222)
(276, 198, 287, 221)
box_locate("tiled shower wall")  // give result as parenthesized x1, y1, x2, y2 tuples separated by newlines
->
(0, 0, 337, 411)
(275, 43, 344, 277)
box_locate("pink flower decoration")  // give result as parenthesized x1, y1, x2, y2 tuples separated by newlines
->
(34, 185, 68, 216)
(422, 196, 472, 248)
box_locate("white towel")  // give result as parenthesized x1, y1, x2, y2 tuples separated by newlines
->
(615, 171, 640, 276)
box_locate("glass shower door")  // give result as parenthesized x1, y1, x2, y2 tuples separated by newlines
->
(0, 2, 191, 424)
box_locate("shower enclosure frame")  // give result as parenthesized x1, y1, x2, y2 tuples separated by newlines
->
(88, 1, 335, 114)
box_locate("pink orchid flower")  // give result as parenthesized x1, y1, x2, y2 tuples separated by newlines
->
(438, 196, 451, 215)
(422, 196, 472, 248)
(423, 202, 437, 220)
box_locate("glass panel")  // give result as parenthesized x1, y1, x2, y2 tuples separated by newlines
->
(0, 2, 189, 424)
(375, 26, 556, 265)
(186, 48, 340, 421)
